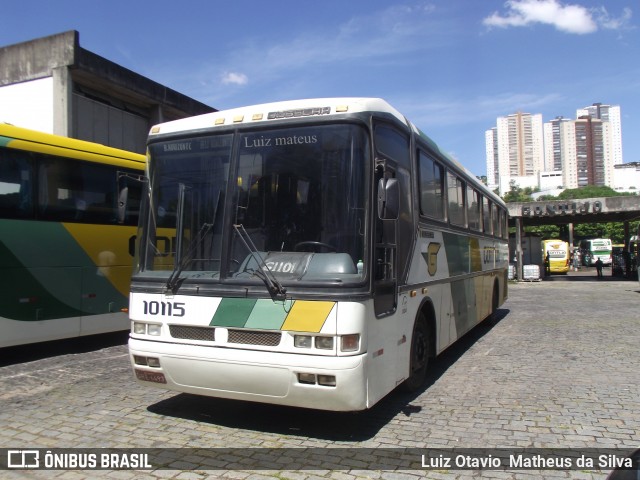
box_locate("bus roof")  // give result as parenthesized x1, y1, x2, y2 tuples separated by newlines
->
(0, 123, 146, 167)
(149, 98, 408, 136)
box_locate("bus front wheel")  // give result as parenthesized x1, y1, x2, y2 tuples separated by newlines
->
(400, 313, 430, 392)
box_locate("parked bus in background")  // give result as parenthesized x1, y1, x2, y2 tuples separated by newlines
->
(0, 124, 145, 347)
(128, 98, 510, 411)
(541, 239, 570, 274)
(580, 238, 613, 266)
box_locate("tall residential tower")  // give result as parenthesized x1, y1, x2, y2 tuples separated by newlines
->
(485, 112, 544, 194)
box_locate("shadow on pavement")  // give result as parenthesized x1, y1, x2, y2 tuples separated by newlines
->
(0, 331, 129, 367)
(146, 309, 509, 442)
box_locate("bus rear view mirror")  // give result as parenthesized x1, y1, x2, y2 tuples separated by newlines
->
(117, 186, 129, 224)
(377, 178, 399, 220)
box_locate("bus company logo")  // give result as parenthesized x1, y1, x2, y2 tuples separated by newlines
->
(267, 106, 331, 119)
(8, 450, 40, 468)
(422, 242, 441, 276)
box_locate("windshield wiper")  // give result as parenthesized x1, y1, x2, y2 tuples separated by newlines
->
(166, 221, 214, 293)
(166, 188, 220, 293)
(233, 224, 287, 301)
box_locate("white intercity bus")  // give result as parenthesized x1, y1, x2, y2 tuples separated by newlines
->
(128, 98, 509, 411)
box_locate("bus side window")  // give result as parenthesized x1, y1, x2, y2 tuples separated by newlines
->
(447, 171, 466, 227)
(467, 186, 481, 231)
(418, 151, 444, 220)
(492, 203, 500, 237)
(375, 125, 410, 170)
(483, 197, 492, 235)
(37, 154, 122, 224)
(0, 149, 34, 219)
(501, 209, 509, 239)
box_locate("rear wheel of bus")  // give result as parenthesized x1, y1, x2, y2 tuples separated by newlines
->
(400, 312, 431, 392)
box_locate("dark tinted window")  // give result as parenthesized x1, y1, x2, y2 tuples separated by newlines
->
(418, 151, 444, 219)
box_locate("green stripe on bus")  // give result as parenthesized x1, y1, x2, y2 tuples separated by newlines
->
(0, 219, 128, 321)
(210, 298, 257, 327)
(442, 232, 470, 276)
(0, 240, 85, 320)
(245, 299, 289, 329)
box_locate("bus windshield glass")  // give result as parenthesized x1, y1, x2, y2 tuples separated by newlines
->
(138, 124, 369, 287)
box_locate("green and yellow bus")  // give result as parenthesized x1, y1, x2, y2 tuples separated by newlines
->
(0, 124, 145, 347)
(580, 238, 613, 266)
(128, 98, 509, 411)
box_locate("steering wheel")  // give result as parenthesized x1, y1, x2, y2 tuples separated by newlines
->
(294, 241, 337, 252)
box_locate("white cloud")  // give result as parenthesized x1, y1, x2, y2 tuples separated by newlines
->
(221, 72, 248, 86)
(594, 6, 633, 31)
(483, 0, 598, 34)
(217, 3, 446, 82)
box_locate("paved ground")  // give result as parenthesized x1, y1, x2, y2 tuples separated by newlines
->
(1, 267, 639, 480)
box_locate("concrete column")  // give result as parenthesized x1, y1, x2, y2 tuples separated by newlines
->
(515, 217, 523, 281)
(568, 223, 574, 249)
(624, 221, 630, 248)
(150, 104, 164, 126)
(52, 66, 72, 137)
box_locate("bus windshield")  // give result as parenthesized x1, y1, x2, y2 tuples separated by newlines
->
(138, 124, 369, 289)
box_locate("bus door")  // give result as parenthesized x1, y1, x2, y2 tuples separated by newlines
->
(374, 163, 398, 317)
(372, 123, 412, 317)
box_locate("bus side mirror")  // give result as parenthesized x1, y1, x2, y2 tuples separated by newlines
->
(377, 178, 399, 220)
(117, 186, 129, 224)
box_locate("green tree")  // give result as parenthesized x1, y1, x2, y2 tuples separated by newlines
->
(502, 180, 537, 202)
(557, 185, 632, 199)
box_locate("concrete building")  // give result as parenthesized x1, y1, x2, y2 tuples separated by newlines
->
(613, 162, 640, 193)
(543, 116, 577, 188)
(485, 127, 499, 188)
(577, 103, 623, 166)
(485, 112, 544, 194)
(0, 31, 215, 153)
(573, 115, 610, 188)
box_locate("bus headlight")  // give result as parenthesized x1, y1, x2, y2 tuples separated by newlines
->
(133, 322, 147, 335)
(132, 322, 162, 336)
(147, 324, 162, 336)
(294, 335, 312, 348)
(315, 336, 334, 350)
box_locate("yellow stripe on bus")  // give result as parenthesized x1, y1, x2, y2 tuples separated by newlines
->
(0, 124, 145, 168)
(63, 223, 137, 297)
(281, 301, 335, 333)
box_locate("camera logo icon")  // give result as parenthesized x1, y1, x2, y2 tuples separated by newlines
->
(8, 450, 40, 468)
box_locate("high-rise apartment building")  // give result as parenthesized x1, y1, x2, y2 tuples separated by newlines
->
(487, 103, 623, 193)
(485, 112, 544, 193)
(543, 117, 579, 188)
(577, 103, 623, 166)
(485, 127, 499, 187)
(574, 115, 610, 187)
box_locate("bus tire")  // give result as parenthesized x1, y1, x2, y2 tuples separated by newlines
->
(400, 312, 430, 392)
(489, 282, 500, 324)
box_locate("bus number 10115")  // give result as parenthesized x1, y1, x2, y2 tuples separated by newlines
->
(142, 300, 186, 317)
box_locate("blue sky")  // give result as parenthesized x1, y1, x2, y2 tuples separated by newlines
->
(1, 0, 638, 177)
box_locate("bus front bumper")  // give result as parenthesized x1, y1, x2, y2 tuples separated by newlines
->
(129, 337, 368, 411)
